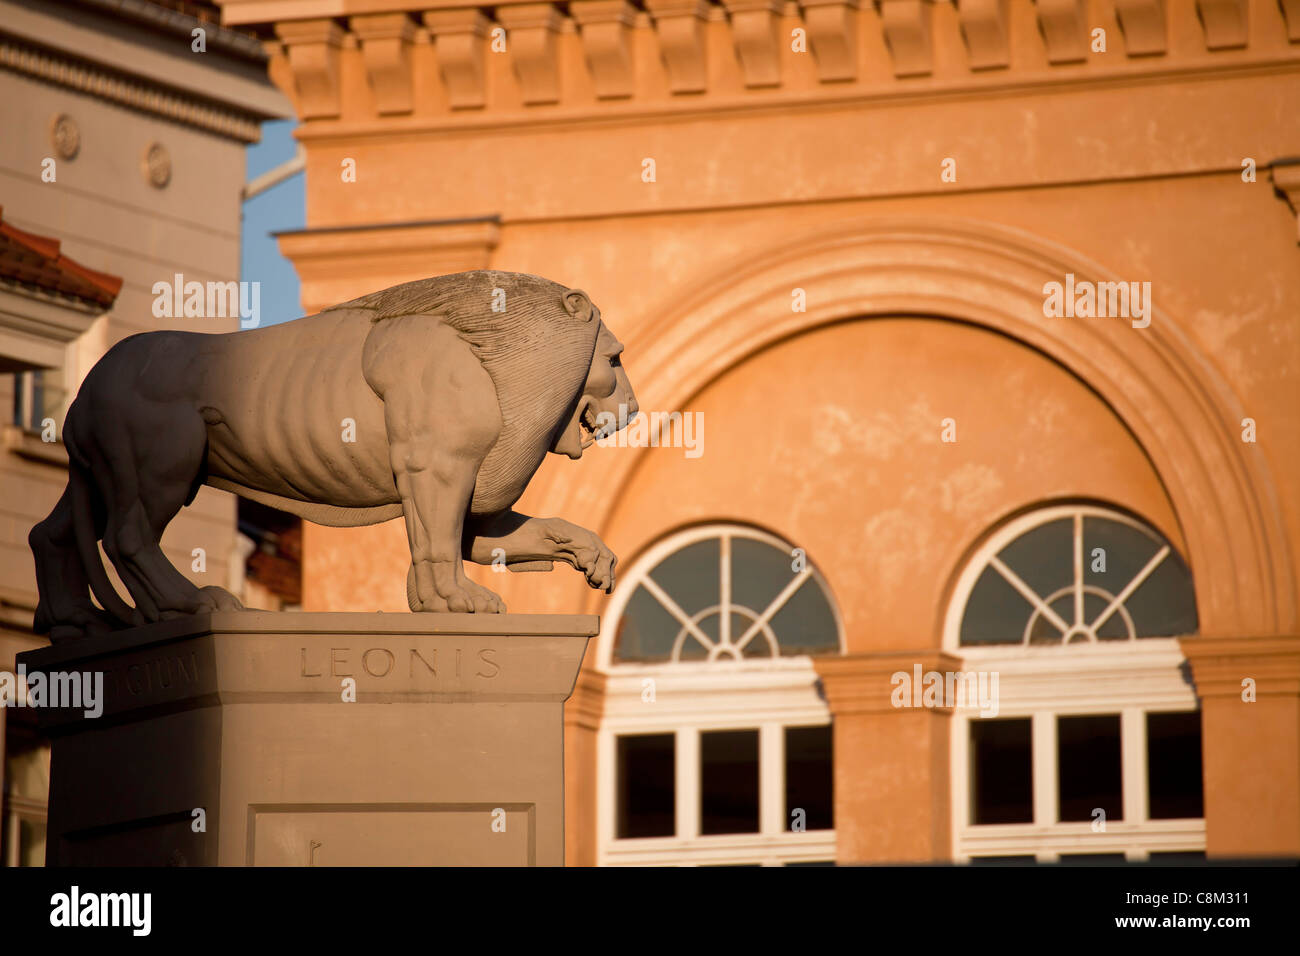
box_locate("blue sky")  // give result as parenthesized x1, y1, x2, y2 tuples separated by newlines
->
(241, 119, 304, 327)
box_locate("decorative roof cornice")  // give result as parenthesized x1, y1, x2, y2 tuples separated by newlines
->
(62, 0, 269, 63)
(219, 0, 1300, 129)
(0, 32, 266, 141)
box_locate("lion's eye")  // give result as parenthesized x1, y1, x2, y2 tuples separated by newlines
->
(610, 355, 621, 368)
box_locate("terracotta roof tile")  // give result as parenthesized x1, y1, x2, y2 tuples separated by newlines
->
(0, 206, 123, 308)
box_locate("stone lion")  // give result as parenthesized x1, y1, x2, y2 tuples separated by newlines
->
(30, 270, 638, 640)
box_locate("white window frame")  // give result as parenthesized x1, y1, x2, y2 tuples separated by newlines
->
(944, 504, 1205, 863)
(595, 524, 843, 866)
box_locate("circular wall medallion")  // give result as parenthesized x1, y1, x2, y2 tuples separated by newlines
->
(143, 142, 172, 188)
(49, 114, 80, 160)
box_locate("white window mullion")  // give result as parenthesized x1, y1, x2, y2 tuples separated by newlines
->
(1032, 711, 1058, 827)
(676, 727, 699, 839)
(597, 729, 616, 860)
(19, 371, 34, 430)
(951, 714, 969, 861)
(1122, 707, 1148, 827)
(760, 722, 783, 836)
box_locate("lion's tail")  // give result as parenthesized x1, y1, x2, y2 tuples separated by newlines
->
(65, 432, 137, 627)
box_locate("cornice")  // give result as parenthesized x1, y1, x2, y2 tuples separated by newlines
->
(287, 54, 1300, 143)
(816, 649, 965, 716)
(1273, 159, 1300, 243)
(0, 34, 266, 142)
(1179, 635, 1300, 698)
(63, 0, 268, 63)
(226, 0, 1300, 132)
(276, 216, 501, 312)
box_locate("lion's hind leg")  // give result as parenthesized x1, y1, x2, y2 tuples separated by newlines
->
(30, 488, 117, 640)
(98, 406, 242, 621)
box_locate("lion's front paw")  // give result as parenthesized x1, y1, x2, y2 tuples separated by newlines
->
(461, 576, 507, 613)
(408, 561, 506, 613)
(551, 524, 618, 594)
(196, 586, 245, 612)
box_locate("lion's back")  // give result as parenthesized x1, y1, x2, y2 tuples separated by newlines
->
(197, 309, 398, 508)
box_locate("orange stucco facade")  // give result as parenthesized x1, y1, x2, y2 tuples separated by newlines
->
(217, 0, 1300, 863)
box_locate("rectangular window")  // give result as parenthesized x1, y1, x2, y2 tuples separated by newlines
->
(11, 370, 64, 433)
(1057, 714, 1123, 823)
(1147, 711, 1204, 819)
(785, 724, 833, 831)
(2, 723, 50, 866)
(970, 718, 1033, 824)
(616, 733, 675, 838)
(700, 729, 759, 835)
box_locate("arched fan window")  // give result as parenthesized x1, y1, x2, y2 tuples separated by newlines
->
(612, 526, 842, 663)
(955, 505, 1197, 647)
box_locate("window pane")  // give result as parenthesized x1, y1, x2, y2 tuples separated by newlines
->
(785, 725, 833, 831)
(617, 734, 674, 838)
(999, 518, 1073, 602)
(1058, 714, 1123, 823)
(613, 585, 680, 662)
(1083, 517, 1161, 599)
(1085, 517, 1198, 636)
(701, 730, 759, 835)
(1147, 711, 1203, 819)
(649, 538, 719, 618)
(736, 612, 774, 658)
(1125, 555, 1198, 637)
(959, 566, 1031, 645)
(12, 370, 64, 433)
(970, 718, 1032, 824)
(730, 537, 794, 618)
(768, 577, 841, 656)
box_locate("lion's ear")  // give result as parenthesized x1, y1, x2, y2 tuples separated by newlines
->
(562, 289, 595, 322)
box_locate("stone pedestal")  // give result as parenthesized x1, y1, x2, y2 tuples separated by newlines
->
(17, 611, 596, 866)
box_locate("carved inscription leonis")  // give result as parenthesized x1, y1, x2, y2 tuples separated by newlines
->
(299, 646, 501, 680)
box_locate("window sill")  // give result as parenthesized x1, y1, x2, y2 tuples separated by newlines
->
(2, 425, 67, 468)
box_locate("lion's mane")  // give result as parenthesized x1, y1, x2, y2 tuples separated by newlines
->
(335, 270, 602, 506)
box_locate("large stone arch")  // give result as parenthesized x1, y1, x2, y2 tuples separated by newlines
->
(533, 218, 1294, 638)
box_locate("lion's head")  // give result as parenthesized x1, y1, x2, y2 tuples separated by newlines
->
(342, 270, 638, 512)
(551, 313, 638, 460)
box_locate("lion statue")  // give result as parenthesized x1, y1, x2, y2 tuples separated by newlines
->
(30, 270, 638, 641)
